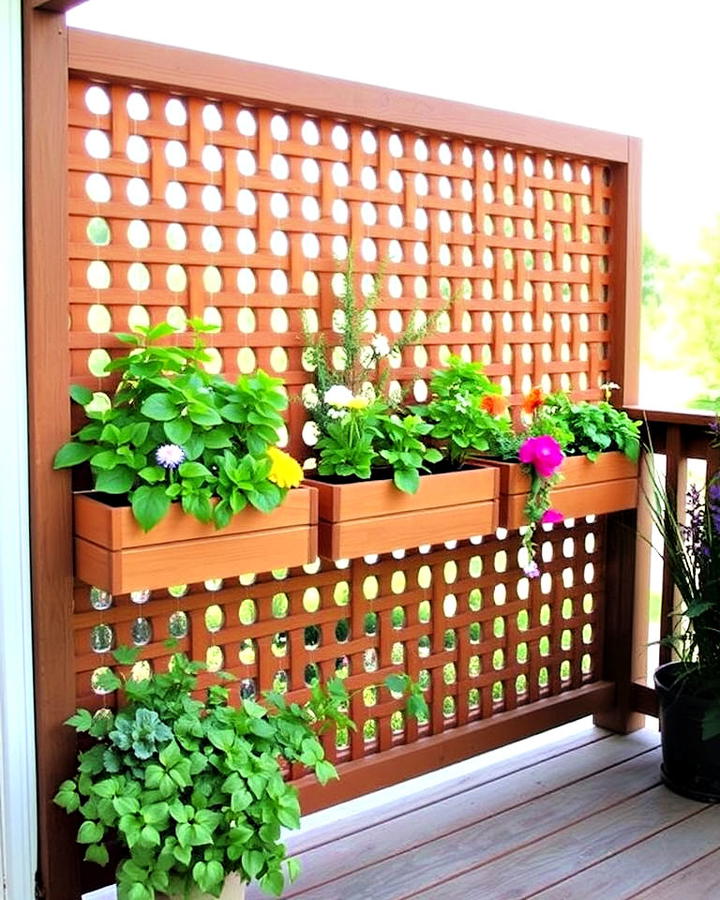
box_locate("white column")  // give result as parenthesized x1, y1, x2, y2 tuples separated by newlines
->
(0, 0, 38, 897)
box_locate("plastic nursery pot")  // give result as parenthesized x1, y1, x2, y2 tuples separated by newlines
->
(480, 451, 639, 530)
(303, 465, 499, 560)
(655, 661, 720, 803)
(72, 489, 318, 594)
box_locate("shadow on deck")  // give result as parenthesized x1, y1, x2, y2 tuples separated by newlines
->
(247, 722, 720, 900)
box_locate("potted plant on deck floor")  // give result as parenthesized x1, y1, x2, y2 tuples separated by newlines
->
(53, 321, 315, 593)
(647, 425, 720, 801)
(55, 648, 428, 898)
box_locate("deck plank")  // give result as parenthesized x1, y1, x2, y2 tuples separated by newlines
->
(411, 787, 708, 900)
(287, 724, 610, 857)
(632, 846, 720, 899)
(270, 735, 661, 900)
(533, 805, 720, 899)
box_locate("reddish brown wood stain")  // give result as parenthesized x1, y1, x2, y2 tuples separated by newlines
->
(25, 21, 648, 899)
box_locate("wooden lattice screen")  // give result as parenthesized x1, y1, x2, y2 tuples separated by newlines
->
(28, 24, 640, 897)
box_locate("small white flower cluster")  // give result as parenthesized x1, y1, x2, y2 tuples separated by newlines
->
(454, 393, 471, 413)
(323, 384, 371, 418)
(370, 333, 391, 358)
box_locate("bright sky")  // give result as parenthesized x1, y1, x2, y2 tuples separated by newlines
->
(68, 0, 720, 261)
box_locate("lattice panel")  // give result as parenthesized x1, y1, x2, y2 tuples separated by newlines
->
(73, 522, 605, 758)
(68, 78, 614, 461)
(66, 73, 616, 780)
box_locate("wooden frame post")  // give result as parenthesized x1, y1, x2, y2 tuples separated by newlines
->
(23, 3, 79, 896)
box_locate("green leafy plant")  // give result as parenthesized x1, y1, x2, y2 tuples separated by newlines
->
(55, 648, 428, 899)
(422, 356, 512, 467)
(53, 321, 303, 531)
(303, 252, 449, 492)
(376, 413, 443, 493)
(536, 383, 641, 462)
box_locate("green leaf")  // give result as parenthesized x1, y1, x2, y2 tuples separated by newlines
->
(69, 383, 94, 405)
(314, 759, 338, 785)
(112, 795, 140, 817)
(94, 465, 134, 495)
(187, 403, 223, 427)
(173, 842, 192, 865)
(138, 465, 166, 484)
(112, 645, 140, 665)
(65, 709, 93, 732)
(53, 442, 95, 469)
(131, 485, 171, 532)
(286, 857, 301, 884)
(84, 843, 110, 866)
(393, 468, 420, 494)
(77, 820, 104, 844)
(384, 673, 408, 694)
(53, 781, 80, 812)
(260, 868, 285, 897)
(159, 741, 182, 769)
(242, 849, 265, 881)
(140, 393, 179, 421)
(163, 417, 193, 444)
(178, 461, 212, 480)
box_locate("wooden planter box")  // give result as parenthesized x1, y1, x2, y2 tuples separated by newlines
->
(482, 451, 639, 530)
(303, 467, 499, 560)
(73, 489, 318, 594)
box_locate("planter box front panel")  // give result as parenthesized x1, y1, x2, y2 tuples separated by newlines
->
(305, 467, 499, 559)
(73, 489, 318, 594)
(485, 452, 638, 529)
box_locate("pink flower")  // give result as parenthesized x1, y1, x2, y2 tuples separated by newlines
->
(523, 562, 540, 578)
(541, 508, 564, 524)
(518, 435, 564, 479)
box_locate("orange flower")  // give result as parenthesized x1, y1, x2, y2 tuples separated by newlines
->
(480, 393, 509, 416)
(522, 387, 545, 415)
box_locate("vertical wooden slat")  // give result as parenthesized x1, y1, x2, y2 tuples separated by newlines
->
(609, 137, 642, 406)
(659, 425, 687, 667)
(23, 4, 78, 898)
(593, 507, 643, 733)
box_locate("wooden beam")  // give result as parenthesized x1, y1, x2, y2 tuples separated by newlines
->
(32, 0, 87, 11)
(68, 29, 632, 162)
(23, 3, 79, 897)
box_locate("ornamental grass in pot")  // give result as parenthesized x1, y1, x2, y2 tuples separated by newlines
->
(55, 648, 427, 898)
(647, 427, 720, 801)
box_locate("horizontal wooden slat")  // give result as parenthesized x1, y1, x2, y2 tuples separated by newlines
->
(67, 30, 631, 161)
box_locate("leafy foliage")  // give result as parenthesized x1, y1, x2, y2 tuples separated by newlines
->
(55, 649, 427, 898)
(536, 391, 641, 462)
(54, 321, 300, 530)
(422, 356, 511, 466)
(302, 250, 452, 492)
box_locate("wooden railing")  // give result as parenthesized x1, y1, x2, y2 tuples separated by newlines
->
(627, 407, 720, 716)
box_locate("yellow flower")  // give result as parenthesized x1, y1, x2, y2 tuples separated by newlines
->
(267, 446, 304, 489)
(346, 396, 370, 410)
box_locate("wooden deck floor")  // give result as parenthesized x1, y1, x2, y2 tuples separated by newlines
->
(247, 724, 720, 900)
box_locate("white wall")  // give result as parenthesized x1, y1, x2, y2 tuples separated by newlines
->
(0, 0, 38, 897)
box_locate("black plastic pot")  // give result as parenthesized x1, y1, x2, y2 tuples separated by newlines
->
(655, 662, 720, 802)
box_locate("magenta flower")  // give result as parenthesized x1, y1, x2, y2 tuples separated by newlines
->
(541, 508, 564, 525)
(519, 435, 564, 479)
(155, 443, 185, 470)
